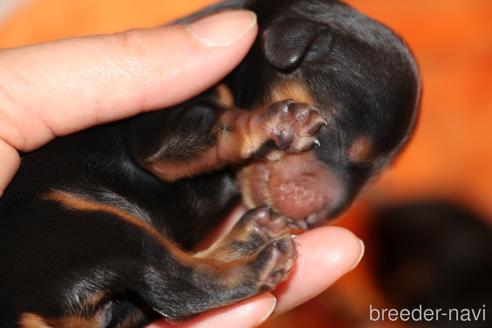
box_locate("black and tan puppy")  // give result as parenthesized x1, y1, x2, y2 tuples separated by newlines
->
(0, 0, 420, 327)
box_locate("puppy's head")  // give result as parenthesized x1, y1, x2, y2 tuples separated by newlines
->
(230, 0, 421, 227)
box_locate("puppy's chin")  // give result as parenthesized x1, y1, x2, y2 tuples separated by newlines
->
(238, 152, 343, 229)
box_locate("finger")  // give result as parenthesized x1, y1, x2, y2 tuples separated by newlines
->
(0, 10, 257, 152)
(147, 293, 276, 328)
(0, 10, 257, 194)
(0, 139, 19, 197)
(273, 226, 365, 314)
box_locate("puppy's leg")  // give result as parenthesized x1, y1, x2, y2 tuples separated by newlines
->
(34, 194, 296, 325)
(137, 207, 297, 319)
(129, 93, 327, 182)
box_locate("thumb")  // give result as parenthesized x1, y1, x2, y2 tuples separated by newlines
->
(0, 10, 257, 193)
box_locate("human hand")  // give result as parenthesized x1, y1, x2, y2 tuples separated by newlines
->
(0, 10, 257, 194)
(149, 226, 364, 328)
(0, 10, 364, 327)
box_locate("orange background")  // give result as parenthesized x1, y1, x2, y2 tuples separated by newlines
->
(1, 1, 491, 327)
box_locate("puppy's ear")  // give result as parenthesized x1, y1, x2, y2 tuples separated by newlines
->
(263, 17, 329, 71)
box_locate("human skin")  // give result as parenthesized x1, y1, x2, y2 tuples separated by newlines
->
(0, 10, 364, 327)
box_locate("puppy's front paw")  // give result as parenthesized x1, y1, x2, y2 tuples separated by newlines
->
(263, 100, 327, 152)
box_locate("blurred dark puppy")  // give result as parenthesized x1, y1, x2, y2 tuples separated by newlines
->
(0, 0, 420, 327)
(372, 200, 492, 328)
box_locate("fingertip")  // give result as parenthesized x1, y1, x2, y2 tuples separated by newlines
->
(145, 10, 258, 108)
(186, 10, 257, 48)
(297, 226, 364, 273)
(350, 236, 365, 271)
(0, 139, 20, 196)
(254, 294, 277, 327)
(272, 226, 364, 314)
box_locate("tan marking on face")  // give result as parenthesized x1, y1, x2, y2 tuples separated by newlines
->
(216, 84, 234, 108)
(268, 81, 315, 104)
(348, 136, 374, 163)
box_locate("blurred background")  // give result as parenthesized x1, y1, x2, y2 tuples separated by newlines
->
(1, 1, 491, 327)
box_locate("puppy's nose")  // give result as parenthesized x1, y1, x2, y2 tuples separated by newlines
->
(267, 153, 344, 221)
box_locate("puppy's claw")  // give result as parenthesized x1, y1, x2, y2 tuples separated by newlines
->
(295, 219, 309, 231)
(264, 100, 325, 153)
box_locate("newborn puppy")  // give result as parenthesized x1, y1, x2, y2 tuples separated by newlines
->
(184, 0, 420, 225)
(0, 0, 420, 327)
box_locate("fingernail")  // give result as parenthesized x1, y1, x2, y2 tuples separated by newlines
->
(187, 10, 257, 47)
(145, 324, 159, 328)
(255, 295, 277, 327)
(350, 238, 365, 271)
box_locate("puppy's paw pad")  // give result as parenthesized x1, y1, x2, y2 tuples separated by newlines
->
(263, 100, 326, 152)
(255, 237, 297, 291)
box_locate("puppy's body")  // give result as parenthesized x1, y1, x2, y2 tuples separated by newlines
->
(0, 0, 420, 327)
